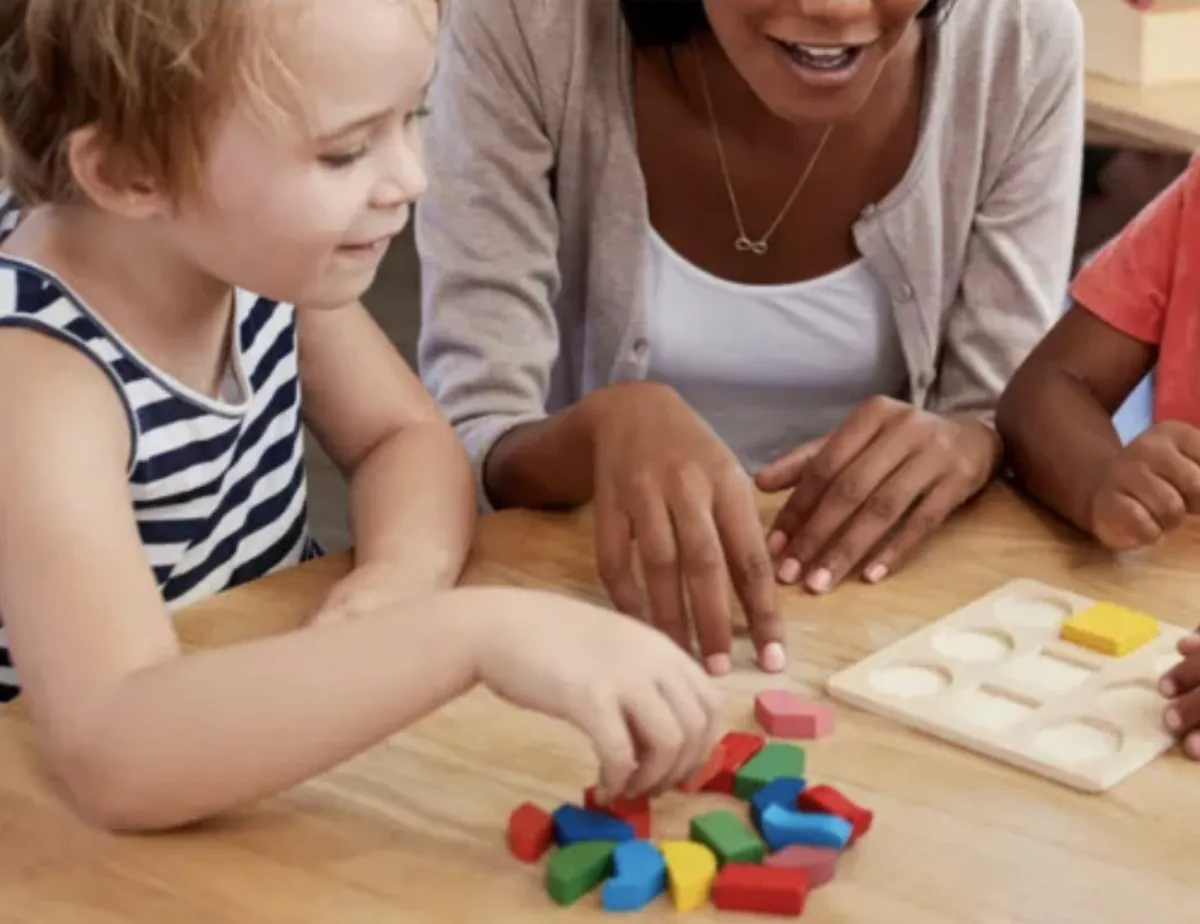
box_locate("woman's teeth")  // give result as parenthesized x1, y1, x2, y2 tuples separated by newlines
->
(781, 42, 859, 70)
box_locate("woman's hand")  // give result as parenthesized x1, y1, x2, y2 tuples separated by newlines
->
(756, 397, 1002, 594)
(587, 383, 786, 676)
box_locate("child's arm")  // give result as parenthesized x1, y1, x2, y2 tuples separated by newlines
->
(999, 163, 1200, 546)
(297, 300, 475, 617)
(0, 331, 720, 831)
(996, 304, 1156, 531)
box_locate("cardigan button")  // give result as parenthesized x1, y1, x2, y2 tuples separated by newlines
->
(896, 284, 914, 301)
(632, 337, 650, 358)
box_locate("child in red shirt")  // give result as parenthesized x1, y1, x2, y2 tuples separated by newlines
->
(998, 155, 1200, 761)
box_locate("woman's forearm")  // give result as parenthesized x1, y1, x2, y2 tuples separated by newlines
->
(483, 391, 611, 510)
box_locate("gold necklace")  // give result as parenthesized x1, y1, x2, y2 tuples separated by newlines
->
(690, 39, 833, 256)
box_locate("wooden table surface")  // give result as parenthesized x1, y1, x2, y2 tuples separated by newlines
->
(1086, 73, 1200, 152)
(1, 484, 1198, 923)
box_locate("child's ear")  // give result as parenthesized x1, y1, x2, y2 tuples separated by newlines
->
(65, 126, 172, 219)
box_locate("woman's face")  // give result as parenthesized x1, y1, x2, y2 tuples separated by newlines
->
(702, 0, 929, 124)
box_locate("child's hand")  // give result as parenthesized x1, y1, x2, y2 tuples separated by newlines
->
(1087, 422, 1200, 550)
(475, 591, 725, 803)
(1160, 631, 1200, 760)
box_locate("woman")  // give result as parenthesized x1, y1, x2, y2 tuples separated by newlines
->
(417, 0, 1084, 675)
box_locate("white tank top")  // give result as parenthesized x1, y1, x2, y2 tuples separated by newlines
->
(644, 228, 909, 473)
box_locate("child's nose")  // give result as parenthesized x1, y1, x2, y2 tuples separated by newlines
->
(373, 145, 427, 209)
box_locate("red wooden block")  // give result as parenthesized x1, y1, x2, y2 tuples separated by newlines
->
(703, 731, 765, 795)
(507, 802, 554, 863)
(584, 786, 651, 839)
(711, 863, 810, 916)
(764, 845, 839, 887)
(678, 742, 726, 793)
(796, 784, 873, 842)
(754, 689, 835, 739)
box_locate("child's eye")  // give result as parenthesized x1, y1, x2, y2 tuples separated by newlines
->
(319, 146, 369, 169)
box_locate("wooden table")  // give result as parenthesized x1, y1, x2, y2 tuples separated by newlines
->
(1, 484, 1198, 923)
(1086, 73, 1200, 152)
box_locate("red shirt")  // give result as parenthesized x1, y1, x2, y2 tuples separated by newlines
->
(1071, 156, 1200, 428)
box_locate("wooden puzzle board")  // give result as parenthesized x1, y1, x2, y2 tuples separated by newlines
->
(826, 579, 1188, 792)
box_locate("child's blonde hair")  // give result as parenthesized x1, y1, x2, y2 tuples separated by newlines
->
(0, 0, 290, 207)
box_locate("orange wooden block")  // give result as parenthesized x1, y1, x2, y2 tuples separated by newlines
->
(584, 786, 651, 839)
(711, 862, 810, 916)
(796, 784, 873, 843)
(508, 802, 554, 863)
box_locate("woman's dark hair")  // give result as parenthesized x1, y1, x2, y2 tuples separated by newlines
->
(620, 1, 957, 48)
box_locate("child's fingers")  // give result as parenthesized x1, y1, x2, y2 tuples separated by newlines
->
(1095, 491, 1163, 549)
(1160, 652, 1200, 698)
(583, 698, 639, 805)
(652, 679, 713, 795)
(621, 690, 686, 800)
(1164, 687, 1200, 742)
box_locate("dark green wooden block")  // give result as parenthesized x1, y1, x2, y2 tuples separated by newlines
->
(734, 742, 807, 799)
(546, 840, 616, 906)
(688, 809, 765, 865)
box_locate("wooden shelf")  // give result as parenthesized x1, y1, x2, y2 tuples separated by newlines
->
(1079, 0, 1200, 86)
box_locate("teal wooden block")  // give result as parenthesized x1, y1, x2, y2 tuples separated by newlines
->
(602, 840, 666, 911)
(760, 804, 852, 852)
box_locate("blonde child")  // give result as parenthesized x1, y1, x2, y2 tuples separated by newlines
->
(0, 0, 721, 831)
(998, 156, 1200, 760)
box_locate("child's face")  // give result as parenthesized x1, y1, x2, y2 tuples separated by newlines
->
(168, 0, 436, 310)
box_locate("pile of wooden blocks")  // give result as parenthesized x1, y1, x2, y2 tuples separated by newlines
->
(506, 690, 873, 916)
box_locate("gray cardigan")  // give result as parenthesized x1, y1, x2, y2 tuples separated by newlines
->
(416, 0, 1085, 508)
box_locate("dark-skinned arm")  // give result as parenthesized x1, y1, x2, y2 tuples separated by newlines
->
(997, 304, 1156, 531)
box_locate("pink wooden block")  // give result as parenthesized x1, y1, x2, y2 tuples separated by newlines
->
(764, 845, 840, 887)
(754, 690, 835, 739)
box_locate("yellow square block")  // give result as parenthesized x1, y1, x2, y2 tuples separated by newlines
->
(1060, 602, 1159, 656)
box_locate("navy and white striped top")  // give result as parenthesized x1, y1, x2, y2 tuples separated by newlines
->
(0, 197, 320, 701)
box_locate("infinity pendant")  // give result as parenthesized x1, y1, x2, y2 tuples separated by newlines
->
(735, 235, 768, 255)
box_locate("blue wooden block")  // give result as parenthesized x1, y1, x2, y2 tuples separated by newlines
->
(759, 804, 852, 852)
(749, 776, 806, 828)
(552, 804, 636, 846)
(601, 839, 666, 912)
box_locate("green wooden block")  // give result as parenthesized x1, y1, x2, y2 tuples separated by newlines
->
(688, 809, 765, 865)
(734, 742, 806, 799)
(546, 840, 616, 906)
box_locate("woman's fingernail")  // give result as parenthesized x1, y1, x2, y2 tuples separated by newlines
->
(767, 531, 787, 555)
(807, 568, 832, 594)
(1165, 707, 1182, 732)
(864, 563, 888, 583)
(1160, 677, 1176, 698)
(705, 653, 732, 676)
(1186, 731, 1200, 760)
(760, 642, 786, 672)
(777, 558, 802, 584)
